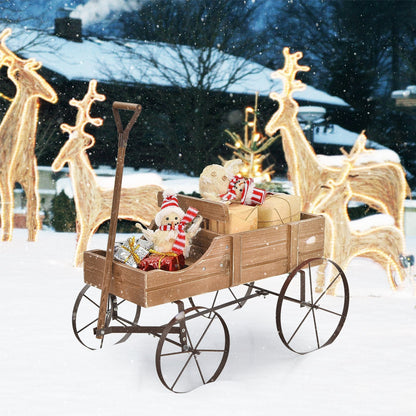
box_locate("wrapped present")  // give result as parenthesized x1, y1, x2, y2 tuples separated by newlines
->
(138, 252, 185, 271)
(114, 236, 153, 267)
(257, 193, 301, 229)
(207, 203, 258, 234)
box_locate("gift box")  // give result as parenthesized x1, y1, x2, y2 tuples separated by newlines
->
(114, 236, 153, 267)
(138, 252, 185, 271)
(257, 193, 301, 229)
(208, 203, 258, 234)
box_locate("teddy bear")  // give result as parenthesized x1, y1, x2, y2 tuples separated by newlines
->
(199, 159, 243, 201)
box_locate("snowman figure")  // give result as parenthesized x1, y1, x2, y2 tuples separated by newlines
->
(137, 190, 202, 257)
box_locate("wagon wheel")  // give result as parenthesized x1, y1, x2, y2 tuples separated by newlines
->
(72, 284, 141, 350)
(188, 282, 255, 311)
(155, 306, 230, 393)
(276, 257, 349, 355)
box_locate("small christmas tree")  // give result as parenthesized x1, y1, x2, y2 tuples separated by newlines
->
(224, 92, 279, 181)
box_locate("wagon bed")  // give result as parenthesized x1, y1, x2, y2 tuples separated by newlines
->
(84, 194, 325, 308)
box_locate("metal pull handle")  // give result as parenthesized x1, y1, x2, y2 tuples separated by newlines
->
(112, 101, 142, 147)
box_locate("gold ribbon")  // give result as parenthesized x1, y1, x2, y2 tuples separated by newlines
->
(149, 249, 180, 269)
(121, 237, 142, 265)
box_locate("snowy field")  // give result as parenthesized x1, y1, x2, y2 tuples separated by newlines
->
(0, 227, 415, 416)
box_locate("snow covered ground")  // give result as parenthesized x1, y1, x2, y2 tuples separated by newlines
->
(0, 227, 415, 416)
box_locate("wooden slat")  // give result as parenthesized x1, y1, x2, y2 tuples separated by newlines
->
(157, 192, 229, 222)
(231, 234, 242, 286)
(288, 221, 300, 270)
(239, 258, 289, 284)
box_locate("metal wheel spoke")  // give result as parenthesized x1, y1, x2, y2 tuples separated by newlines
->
(77, 317, 98, 335)
(308, 263, 320, 349)
(160, 350, 193, 358)
(287, 306, 313, 345)
(192, 354, 206, 385)
(194, 315, 216, 350)
(209, 291, 219, 312)
(83, 294, 100, 309)
(170, 353, 194, 391)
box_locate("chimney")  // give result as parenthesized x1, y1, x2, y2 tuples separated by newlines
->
(54, 8, 82, 43)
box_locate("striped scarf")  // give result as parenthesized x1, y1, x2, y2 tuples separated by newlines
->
(241, 178, 272, 206)
(220, 174, 243, 201)
(159, 206, 199, 254)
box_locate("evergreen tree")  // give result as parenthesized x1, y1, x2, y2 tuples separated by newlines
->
(51, 191, 76, 232)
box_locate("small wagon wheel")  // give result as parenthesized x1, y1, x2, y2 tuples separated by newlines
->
(188, 282, 255, 311)
(72, 284, 141, 350)
(155, 306, 230, 393)
(276, 257, 349, 355)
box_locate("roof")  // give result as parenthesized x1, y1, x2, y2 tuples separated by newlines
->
(1, 24, 349, 107)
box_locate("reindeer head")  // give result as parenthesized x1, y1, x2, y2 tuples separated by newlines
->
(0, 28, 57, 104)
(265, 48, 310, 137)
(52, 80, 105, 171)
(310, 155, 356, 214)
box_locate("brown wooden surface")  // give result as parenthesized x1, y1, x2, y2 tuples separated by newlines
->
(84, 212, 325, 308)
(158, 192, 229, 222)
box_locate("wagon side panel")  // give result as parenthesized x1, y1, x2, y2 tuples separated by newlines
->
(145, 235, 233, 307)
(234, 225, 291, 285)
(291, 213, 325, 267)
(84, 250, 147, 306)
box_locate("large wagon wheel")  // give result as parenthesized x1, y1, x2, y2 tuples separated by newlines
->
(155, 306, 230, 393)
(188, 282, 255, 311)
(72, 284, 141, 350)
(276, 258, 349, 354)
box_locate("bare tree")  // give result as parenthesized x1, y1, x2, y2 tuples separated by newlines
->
(112, 0, 269, 175)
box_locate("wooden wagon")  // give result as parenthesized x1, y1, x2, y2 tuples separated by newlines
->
(72, 102, 350, 393)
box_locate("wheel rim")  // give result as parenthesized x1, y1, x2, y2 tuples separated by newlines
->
(155, 306, 230, 393)
(276, 258, 349, 354)
(72, 284, 141, 350)
(189, 282, 254, 311)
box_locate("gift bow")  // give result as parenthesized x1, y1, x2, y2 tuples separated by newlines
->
(158, 206, 199, 254)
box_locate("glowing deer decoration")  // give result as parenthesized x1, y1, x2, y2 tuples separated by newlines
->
(0, 28, 58, 241)
(52, 80, 163, 266)
(310, 157, 406, 293)
(265, 48, 409, 231)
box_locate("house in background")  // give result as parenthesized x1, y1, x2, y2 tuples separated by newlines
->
(2, 17, 382, 228)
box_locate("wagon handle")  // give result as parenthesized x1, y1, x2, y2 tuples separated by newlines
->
(96, 101, 142, 340)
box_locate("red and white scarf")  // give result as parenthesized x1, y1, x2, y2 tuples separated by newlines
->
(241, 178, 271, 206)
(220, 175, 271, 206)
(159, 206, 199, 254)
(220, 174, 243, 201)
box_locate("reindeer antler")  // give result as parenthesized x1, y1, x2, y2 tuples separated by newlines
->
(60, 80, 106, 140)
(270, 48, 310, 99)
(265, 48, 310, 137)
(0, 28, 17, 65)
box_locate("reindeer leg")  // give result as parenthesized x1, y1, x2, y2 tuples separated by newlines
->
(74, 225, 91, 267)
(0, 175, 14, 241)
(24, 163, 41, 241)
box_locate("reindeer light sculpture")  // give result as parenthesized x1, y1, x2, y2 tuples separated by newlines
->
(52, 80, 163, 266)
(0, 28, 58, 242)
(310, 156, 406, 293)
(265, 48, 409, 232)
